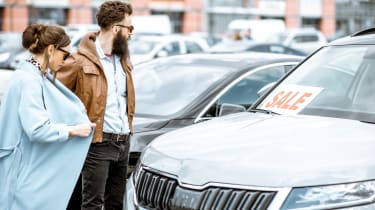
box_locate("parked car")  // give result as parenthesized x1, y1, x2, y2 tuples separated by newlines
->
(188, 32, 222, 47)
(0, 32, 23, 69)
(129, 34, 210, 65)
(126, 28, 375, 210)
(129, 52, 301, 172)
(269, 28, 327, 54)
(208, 39, 307, 56)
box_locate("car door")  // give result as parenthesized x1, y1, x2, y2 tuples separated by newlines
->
(197, 63, 297, 121)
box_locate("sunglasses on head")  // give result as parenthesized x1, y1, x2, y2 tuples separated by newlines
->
(114, 24, 134, 33)
(57, 48, 70, 60)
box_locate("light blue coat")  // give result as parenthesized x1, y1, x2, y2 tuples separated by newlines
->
(0, 61, 93, 210)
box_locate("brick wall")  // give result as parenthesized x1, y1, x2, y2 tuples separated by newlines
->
(321, 0, 335, 36)
(3, 0, 28, 32)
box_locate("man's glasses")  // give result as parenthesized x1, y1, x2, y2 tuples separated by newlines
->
(57, 48, 70, 60)
(115, 24, 134, 33)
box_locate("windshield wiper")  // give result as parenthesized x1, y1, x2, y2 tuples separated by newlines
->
(248, 108, 280, 115)
(360, 120, 375, 124)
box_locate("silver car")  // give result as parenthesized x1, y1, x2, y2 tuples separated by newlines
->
(126, 28, 375, 210)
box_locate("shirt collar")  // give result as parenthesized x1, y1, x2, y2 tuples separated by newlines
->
(95, 38, 108, 59)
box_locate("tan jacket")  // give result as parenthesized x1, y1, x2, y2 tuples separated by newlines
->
(56, 32, 135, 143)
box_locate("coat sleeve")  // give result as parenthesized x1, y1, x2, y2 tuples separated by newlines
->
(56, 55, 80, 91)
(18, 78, 70, 142)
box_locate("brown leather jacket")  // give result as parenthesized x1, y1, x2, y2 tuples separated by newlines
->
(56, 32, 135, 143)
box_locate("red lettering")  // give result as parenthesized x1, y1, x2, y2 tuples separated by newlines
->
(290, 93, 312, 110)
(281, 91, 299, 109)
(274, 91, 293, 108)
(265, 91, 284, 108)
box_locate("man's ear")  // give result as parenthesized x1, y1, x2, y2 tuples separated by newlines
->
(112, 25, 118, 34)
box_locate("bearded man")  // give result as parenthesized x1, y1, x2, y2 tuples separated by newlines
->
(57, 1, 135, 209)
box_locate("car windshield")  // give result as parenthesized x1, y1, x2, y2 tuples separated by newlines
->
(134, 60, 229, 116)
(129, 40, 158, 54)
(257, 45, 375, 123)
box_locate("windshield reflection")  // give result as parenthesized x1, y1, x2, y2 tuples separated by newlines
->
(257, 45, 375, 123)
(133, 60, 229, 116)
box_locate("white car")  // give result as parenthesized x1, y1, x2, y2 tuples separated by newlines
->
(126, 28, 375, 210)
(269, 28, 328, 54)
(129, 35, 210, 65)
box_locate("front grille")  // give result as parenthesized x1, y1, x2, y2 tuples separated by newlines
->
(135, 168, 276, 210)
(135, 168, 177, 209)
(198, 188, 275, 210)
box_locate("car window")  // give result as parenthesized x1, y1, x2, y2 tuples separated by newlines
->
(203, 64, 291, 118)
(269, 45, 286, 54)
(185, 41, 203, 53)
(161, 41, 180, 56)
(250, 45, 269, 53)
(293, 35, 319, 43)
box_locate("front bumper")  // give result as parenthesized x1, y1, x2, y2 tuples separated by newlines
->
(124, 174, 139, 210)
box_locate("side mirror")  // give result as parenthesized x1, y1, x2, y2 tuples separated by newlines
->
(257, 82, 276, 97)
(156, 50, 168, 58)
(218, 103, 246, 116)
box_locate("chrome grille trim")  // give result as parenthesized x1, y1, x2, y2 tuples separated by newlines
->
(135, 166, 292, 210)
(142, 165, 291, 192)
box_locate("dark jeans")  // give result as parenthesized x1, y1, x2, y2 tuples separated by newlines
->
(80, 139, 130, 210)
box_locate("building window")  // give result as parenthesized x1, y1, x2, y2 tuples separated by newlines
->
(152, 11, 182, 33)
(208, 0, 244, 7)
(0, 8, 3, 29)
(301, 18, 321, 30)
(28, 7, 67, 25)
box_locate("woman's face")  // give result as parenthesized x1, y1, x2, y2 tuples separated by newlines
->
(49, 45, 70, 72)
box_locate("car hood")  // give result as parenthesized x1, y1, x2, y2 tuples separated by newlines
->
(142, 112, 375, 188)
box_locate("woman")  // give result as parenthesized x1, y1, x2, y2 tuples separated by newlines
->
(0, 24, 96, 210)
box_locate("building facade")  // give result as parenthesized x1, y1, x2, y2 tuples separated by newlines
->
(0, 0, 373, 37)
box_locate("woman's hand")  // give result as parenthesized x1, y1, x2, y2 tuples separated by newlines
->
(68, 123, 96, 138)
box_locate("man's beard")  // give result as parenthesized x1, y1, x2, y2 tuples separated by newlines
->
(112, 32, 129, 57)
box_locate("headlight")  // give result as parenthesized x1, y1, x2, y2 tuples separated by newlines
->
(132, 162, 142, 184)
(281, 180, 375, 209)
(0, 52, 10, 62)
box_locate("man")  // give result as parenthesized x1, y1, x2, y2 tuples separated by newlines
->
(57, 1, 135, 209)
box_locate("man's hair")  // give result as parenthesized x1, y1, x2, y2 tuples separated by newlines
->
(96, 1, 133, 30)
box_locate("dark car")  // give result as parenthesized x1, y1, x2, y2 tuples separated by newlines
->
(129, 52, 302, 169)
(208, 39, 307, 56)
(127, 28, 375, 210)
(0, 32, 23, 69)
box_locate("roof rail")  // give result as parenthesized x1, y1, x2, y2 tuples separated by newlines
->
(351, 28, 375, 37)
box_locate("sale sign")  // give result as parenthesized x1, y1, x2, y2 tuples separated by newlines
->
(260, 84, 323, 115)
